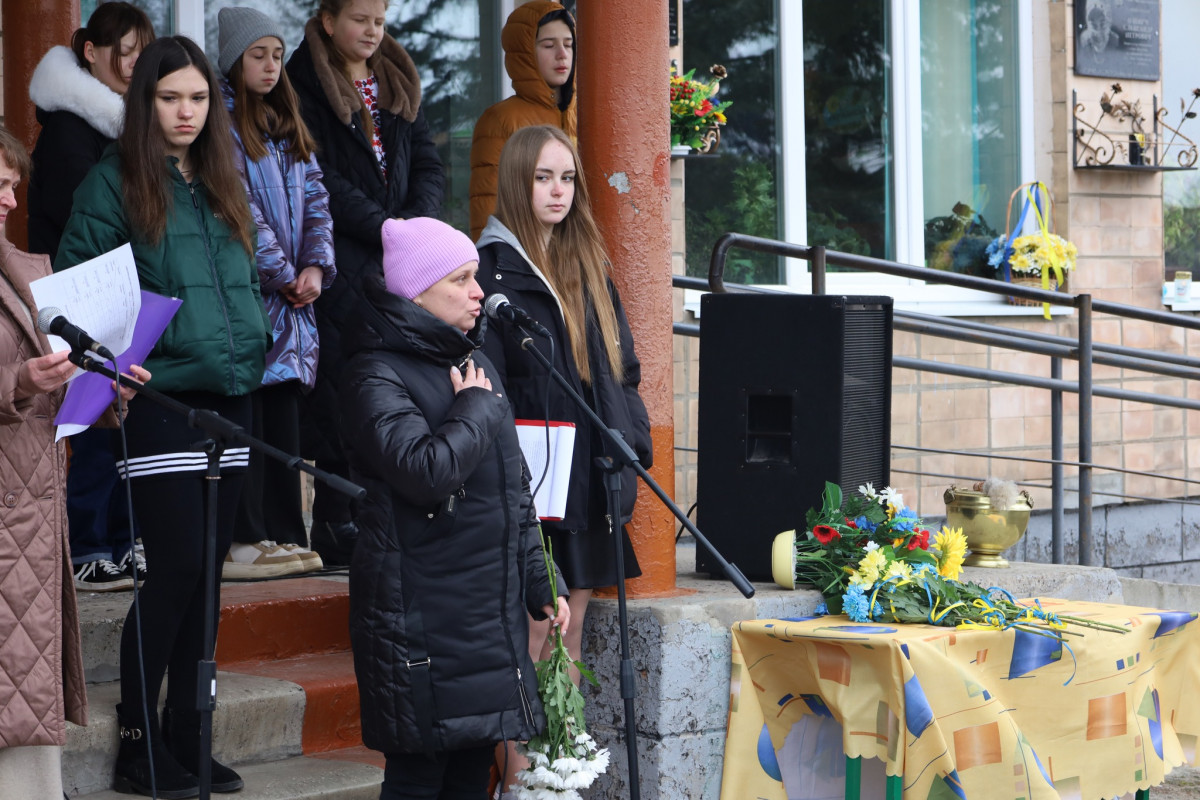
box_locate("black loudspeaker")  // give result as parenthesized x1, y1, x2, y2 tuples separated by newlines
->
(695, 294, 893, 580)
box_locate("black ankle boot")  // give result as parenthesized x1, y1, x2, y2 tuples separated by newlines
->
(162, 706, 245, 793)
(113, 703, 200, 799)
(310, 519, 359, 567)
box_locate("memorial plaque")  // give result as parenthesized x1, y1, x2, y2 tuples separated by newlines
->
(1074, 0, 1160, 80)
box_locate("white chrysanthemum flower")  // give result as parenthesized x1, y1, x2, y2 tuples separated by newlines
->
(531, 766, 567, 790)
(863, 540, 880, 552)
(858, 482, 877, 500)
(562, 770, 598, 789)
(516, 787, 578, 800)
(526, 749, 551, 768)
(590, 749, 611, 773)
(879, 486, 904, 509)
(551, 756, 584, 776)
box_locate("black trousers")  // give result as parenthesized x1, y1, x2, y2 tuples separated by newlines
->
(116, 391, 250, 722)
(233, 381, 307, 545)
(380, 746, 495, 800)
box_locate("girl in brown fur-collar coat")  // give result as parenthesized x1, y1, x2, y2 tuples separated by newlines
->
(286, 0, 444, 567)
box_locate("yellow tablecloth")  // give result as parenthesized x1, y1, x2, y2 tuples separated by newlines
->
(722, 599, 1200, 799)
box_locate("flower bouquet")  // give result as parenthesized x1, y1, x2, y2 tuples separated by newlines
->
(513, 533, 609, 800)
(774, 481, 956, 612)
(984, 181, 1077, 316)
(775, 482, 1128, 644)
(985, 232, 1078, 284)
(669, 64, 731, 152)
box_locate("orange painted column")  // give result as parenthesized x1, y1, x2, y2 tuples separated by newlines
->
(576, 2, 678, 596)
(2, 0, 80, 249)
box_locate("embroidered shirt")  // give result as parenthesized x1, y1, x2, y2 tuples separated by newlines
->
(354, 74, 387, 178)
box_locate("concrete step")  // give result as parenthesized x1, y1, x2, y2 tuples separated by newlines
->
(223, 650, 362, 754)
(65, 674, 306, 797)
(69, 574, 372, 797)
(76, 574, 352, 683)
(72, 753, 382, 800)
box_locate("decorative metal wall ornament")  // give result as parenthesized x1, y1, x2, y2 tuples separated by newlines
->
(1073, 85, 1199, 171)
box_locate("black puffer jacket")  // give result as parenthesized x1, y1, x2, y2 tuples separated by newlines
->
(287, 19, 444, 460)
(340, 277, 562, 754)
(475, 218, 652, 531)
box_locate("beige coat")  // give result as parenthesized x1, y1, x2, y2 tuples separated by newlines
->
(0, 237, 86, 747)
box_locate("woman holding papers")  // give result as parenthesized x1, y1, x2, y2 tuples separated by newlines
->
(56, 36, 270, 798)
(477, 119, 650, 719)
(339, 216, 567, 799)
(0, 124, 148, 800)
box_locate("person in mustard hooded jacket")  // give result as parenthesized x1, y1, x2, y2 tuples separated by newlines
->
(468, 0, 575, 241)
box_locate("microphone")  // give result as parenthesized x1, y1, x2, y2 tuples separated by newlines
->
(36, 307, 116, 360)
(484, 294, 550, 338)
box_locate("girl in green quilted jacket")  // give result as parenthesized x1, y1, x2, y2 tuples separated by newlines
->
(55, 35, 270, 799)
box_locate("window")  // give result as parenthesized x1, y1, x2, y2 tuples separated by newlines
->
(1163, 0, 1200, 285)
(163, 0, 502, 236)
(83, 0, 172, 35)
(684, 0, 1036, 315)
(680, 0, 783, 285)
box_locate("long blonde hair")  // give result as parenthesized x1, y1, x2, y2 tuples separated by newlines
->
(494, 126, 623, 383)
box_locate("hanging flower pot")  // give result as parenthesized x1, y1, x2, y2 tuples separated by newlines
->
(669, 64, 731, 152)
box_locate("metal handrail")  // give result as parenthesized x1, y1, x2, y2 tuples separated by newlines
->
(673, 232, 1200, 566)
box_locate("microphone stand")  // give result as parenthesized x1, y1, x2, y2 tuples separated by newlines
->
(496, 325, 753, 800)
(69, 351, 366, 800)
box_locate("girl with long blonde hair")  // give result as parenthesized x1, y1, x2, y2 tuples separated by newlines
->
(476, 124, 652, 798)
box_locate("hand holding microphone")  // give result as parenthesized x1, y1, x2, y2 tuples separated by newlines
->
(36, 306, 115, 360)
(483, 293, 550, 338)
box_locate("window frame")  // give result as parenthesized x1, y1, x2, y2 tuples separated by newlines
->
(772, 0, 1051, 317)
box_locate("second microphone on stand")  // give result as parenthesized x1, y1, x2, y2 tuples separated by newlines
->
(483, 293, 551, 338)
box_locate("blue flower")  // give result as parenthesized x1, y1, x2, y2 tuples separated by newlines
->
(842, 585, 869, 622)
(890, 510, 917, 533)
(853, 515, 876, 532)
(985, 235, 1012, 268)
(815, 600, 829, 616)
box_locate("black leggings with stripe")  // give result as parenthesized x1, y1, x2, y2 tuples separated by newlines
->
(115, 391, 251, 724)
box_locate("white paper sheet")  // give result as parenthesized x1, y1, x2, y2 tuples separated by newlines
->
(29, 243, 140, 357)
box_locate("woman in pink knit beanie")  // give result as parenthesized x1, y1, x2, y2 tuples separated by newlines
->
(338, 215, 569, 799)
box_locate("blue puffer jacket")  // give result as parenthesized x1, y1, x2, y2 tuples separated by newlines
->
(223, 81, 336, 388)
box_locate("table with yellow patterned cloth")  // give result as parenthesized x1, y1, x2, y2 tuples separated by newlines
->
(721, 599, 1200, 800)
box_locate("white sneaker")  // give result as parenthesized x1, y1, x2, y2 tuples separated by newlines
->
(222, 540, 305, 580)
(278, 543, 324, 573)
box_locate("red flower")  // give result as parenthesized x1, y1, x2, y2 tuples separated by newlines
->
(813, 524, 840, 544)
(845, 517, 857, 529)
(906, 529, 931, 550)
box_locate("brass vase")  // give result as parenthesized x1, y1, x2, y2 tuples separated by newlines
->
(943, 486, 1033, 568)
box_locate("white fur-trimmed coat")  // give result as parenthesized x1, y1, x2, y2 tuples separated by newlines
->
(27, 46, 124, 259)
